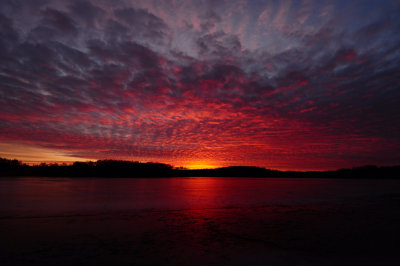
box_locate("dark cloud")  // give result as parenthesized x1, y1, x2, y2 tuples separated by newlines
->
(114, 7, 169, 45)
(0, 14, 19, 46)
(104, 19, 130, 42)
(68, 0, 105, 27)
(0, 0, 49, 14)
(40, 8, 78, 35)
(200, 10, 221, 32)
(196, 31, 241, 57)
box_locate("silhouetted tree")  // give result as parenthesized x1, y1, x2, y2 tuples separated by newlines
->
(1, 157, 399, 178)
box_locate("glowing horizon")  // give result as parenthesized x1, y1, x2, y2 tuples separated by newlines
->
(1, 142, 396, 171)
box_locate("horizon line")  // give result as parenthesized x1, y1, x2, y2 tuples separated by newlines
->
(1, 157, 398, 173)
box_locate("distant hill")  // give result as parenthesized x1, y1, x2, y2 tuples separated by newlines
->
(1, 157, 399, 178)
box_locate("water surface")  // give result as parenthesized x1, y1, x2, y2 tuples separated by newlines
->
(1, 177, 400, 215)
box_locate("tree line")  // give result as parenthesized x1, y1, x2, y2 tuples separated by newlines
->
(1, 157, 399, 178)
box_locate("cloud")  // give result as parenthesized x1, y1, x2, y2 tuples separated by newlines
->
(196, 31, 241, 58)
(199, 10, 221, 32)
(0, 13, 19, 47)
(114, 7, 170, 45)
(0, 0, 399, 170)
(68, 0, 105, 28)
(29, 8, 78, 40)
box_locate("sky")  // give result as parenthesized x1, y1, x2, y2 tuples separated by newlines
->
(0, 0, 399, 170)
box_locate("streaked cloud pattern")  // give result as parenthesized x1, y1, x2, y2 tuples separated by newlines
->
(1, 0, 399, 170)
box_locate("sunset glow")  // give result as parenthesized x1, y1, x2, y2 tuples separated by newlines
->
(185, 161, 219, 170)
(0, 142, 89, 164)
(0, 0, 399, 170)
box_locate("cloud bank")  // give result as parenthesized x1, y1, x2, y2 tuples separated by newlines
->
(1, 0, 399, 170)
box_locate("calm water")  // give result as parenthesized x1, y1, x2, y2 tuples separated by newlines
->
(1, 177, 400, 215)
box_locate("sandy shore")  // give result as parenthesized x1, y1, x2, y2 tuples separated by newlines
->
(1, 194, 399, 265)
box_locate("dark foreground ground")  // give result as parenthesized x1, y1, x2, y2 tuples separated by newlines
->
(1, 194, 399, 266)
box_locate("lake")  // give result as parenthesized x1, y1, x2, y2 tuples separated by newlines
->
(1, 177, 400, 265)
(1, 177, 400, 215)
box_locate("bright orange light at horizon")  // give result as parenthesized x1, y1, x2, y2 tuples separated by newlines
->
(184, 160, 220, 169)
(1, 140, 397, 172)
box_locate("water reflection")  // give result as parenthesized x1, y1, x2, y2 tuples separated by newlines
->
(1, 177, 400, 217)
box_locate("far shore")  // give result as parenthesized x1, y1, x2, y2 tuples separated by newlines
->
(1, 157, 399, 178)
